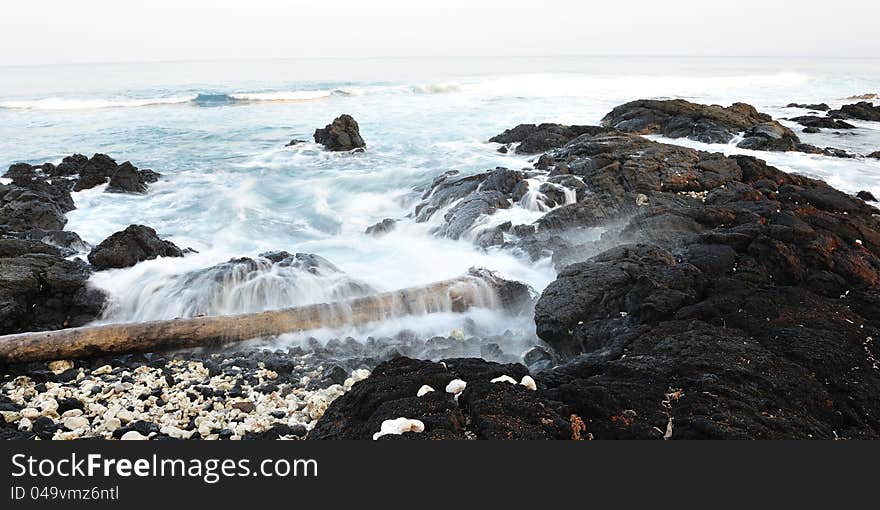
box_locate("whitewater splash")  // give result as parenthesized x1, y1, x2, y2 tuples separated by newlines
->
(92, 251, 376, 323)
(0, 95, 196, 110)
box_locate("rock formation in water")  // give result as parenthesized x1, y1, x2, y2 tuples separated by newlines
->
(786, 102, 831, 111)
(489, 124, 609, 154)
(600, 98, 849, 156)
(829, 101, 880, 122)
(365, 218, 398, 236)
(314, 114, 366, 151)
(787, 116, 855, 130)
(1, 154, 161, 242)
(88, 225, 184, 270)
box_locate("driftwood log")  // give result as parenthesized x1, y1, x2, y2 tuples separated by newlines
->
(0, 269, 532, 364)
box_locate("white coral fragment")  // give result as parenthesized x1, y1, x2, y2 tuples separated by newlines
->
(372, 418, 425, 440)
(519, 375, 537, 391)
(445, 379, 466, 395)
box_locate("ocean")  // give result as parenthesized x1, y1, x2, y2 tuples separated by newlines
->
(2, 56, 879, 346)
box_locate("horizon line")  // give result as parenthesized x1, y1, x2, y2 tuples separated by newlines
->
(3, 54, 880, 68)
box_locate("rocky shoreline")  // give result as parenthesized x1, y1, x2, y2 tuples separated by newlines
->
(2, 99, 880, 439)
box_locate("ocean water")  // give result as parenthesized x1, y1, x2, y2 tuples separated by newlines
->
(2, 56, 879, 346)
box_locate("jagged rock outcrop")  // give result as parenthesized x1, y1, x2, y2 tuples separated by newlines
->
(489, 124, 609, 154)
(88, 225, 184, 270)
(313, 115, 366, 151)
(528, 132, 880, 439)
(786, 102, 830, 111)
(829, 101, 880, 122)
(0, 239, 106, 335)
(787, 116, 855, 130)
(600, 99, 835, 154)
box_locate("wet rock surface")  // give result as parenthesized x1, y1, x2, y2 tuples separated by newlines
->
(412, 168, 523, 239)
(600, 98, 833, 154)
(787, 103, 831, 111)
(313, 114, 366, 151)
(1, 155, 160, 237)
(489, 123, 609, 154)
(88, 225, 184, 270)
(0, 239, 106, 335)
(829, 101, 880, 122)
(365, 218, 397, 236)
(787, 116, 855, 130)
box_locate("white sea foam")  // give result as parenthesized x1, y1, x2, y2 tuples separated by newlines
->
(229, 90, 334, 102)
(0, 95, 195, 110)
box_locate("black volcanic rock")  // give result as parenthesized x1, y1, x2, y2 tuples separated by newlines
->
(412, 168, 528, 240)
(88, 225, 184, 270)
(314, 114, 366, 151)
(309, 357, 571, 440)
(72, 153, 119, 191)
(601, 99, 777, 143)
(786, 102, 830, 111)
(0, 185, 68, 231)
(365, 218, 397, 236)
(527, 131, 880, 439)
(106, 162, 158, 193)
(489, 124, 609, 154)
(787, 116, 855, 130)
(829, 101, 880, 122)
(857, 190, 878, 202)
(11, 229, 89, 256)
(600, 99, 817, 153)
(0, 239, 106, 334)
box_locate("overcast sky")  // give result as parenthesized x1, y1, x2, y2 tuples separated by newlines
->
(1, 0, 878, 66)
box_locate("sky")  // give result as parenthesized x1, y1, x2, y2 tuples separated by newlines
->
(1, 0, 878, 66)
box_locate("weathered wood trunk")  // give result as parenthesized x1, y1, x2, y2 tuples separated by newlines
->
(0, 270, 531, 364)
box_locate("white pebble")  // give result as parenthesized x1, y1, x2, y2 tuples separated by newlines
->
(445, 379, 466, 395)
(63, 416, 89, 431)
(372, 417, 425, 440)
(0, 411, 20, 424)
(491, 375, 517, 385)
(48, 360, 74, 375)
(20, 408, 40, 420)
(160, 425, 193, 439)
(61, 409, 83, 419)
(103, 418, 122, 432)
(39, 399, 58, 413)
(120, 430, 148, 441)
(92, 365, 113, 376)
(416, 385, 435, 397)
(116, 410, 134, 423)
(519, 375, 537, 391)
